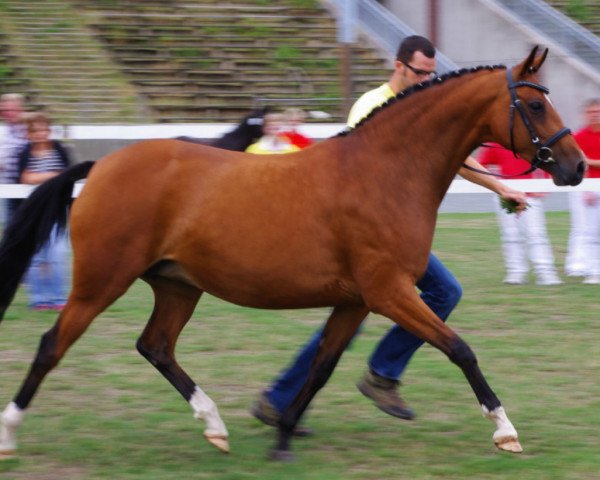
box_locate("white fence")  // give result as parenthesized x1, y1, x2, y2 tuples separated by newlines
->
(2, 123, 598, 207)
(2, 179, 600, 199)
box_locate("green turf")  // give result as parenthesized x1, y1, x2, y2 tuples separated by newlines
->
(1, 212, 599, 479)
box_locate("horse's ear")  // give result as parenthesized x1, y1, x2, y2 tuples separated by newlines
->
(528, 48, 548, 75)
(517, 46, 548, 77)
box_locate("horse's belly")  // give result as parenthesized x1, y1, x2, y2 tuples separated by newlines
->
(164, 255, 361, 309)
(206, 279, 363, 310)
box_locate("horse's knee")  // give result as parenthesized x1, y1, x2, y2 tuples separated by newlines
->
(447, 337, 477, 369)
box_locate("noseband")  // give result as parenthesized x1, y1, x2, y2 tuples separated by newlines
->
(464, 68, 571, 178)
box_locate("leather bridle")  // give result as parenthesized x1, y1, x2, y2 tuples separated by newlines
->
(464, 68, 571, 178)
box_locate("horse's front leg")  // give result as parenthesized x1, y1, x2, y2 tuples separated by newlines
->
(365, 279, 522, 453)
(272, 305, 369, 461)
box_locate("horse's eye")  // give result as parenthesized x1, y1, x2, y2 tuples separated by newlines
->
(529, 101, 545, 113)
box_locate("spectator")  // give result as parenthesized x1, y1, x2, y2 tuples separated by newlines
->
(18, 112, 71, 310)
(245, 113, 300, 154)
(567, 98, 600, 284)
(0, 93, 27, 222)
(479, 144, 562, 285)
(250, 35, 528, 430)
(280, 108, 313, 149)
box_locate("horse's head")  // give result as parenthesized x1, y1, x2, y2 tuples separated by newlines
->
(489, 47, 585, 186)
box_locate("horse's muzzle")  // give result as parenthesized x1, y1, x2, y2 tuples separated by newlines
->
(551, 158, 586, 186)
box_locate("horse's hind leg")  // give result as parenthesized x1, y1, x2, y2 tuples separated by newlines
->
(0, 283, 133, 458)
(273, 305, 369, 461)
(136, 276, 229, 453)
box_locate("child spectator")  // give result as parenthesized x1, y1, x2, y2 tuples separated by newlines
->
(280, 108, 313, 149)
(245, 113, 300, 154)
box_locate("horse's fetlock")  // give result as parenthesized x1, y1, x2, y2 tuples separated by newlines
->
(1, 403, 24, 428)
(279, 413, 297, 434)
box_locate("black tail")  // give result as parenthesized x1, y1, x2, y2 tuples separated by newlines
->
(0, 161, 95, 321)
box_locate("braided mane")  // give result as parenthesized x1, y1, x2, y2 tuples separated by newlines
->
(337, 64, 506, 137)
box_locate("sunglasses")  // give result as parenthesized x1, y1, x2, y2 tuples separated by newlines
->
(401, 62, 437, 79)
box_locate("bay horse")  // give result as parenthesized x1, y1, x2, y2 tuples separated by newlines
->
(176, 107, 268, 151)
(0, 48, 585, 460)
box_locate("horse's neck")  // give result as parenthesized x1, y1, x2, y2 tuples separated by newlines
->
(349, 72, 499, 199)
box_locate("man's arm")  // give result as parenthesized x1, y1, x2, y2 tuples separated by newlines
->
(458, 156, 528, 211)
(584, 157, 600, 169)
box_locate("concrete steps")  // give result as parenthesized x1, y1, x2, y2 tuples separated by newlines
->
(77, 0, 387, 122)
(1, 0, 390, 123)
(0, 0, 146, 124)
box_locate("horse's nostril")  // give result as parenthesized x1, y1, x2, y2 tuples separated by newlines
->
(577, 160, 586, 177)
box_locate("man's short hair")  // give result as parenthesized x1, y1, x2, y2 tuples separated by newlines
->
(583, 98, 600, 110)
(396, 35, 435, 63)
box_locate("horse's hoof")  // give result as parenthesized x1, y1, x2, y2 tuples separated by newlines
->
(495, 436, 523, 453)
(268, 449, 295, 462)
(204, 434, 230, 453)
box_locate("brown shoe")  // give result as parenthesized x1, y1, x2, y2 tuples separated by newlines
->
(357, 370, 415, 420)
(250, 391, 313, 437)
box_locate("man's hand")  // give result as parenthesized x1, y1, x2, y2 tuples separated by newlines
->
(498, 186, 528, 214)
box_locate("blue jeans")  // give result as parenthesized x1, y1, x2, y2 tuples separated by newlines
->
(266, 252, 462, 413)
(26, 226, 69, 308)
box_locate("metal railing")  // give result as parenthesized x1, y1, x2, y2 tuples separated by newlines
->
(493, 0, 600, 72)
(329, 0, 457, 73)
(329, 0, 600, 74)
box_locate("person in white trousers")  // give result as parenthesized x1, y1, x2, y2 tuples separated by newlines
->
(493, 194, 562, 285)
(480, 144, 563, 285)
(565, 191, 589, 277)
(566, 98, 600, 284)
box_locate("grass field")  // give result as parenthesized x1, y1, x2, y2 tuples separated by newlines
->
(1, 212, 599, 479)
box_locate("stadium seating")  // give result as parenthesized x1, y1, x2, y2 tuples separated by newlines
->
(0, 0, 389, 124)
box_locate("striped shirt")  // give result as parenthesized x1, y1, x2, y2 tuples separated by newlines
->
(23, 149, 65, 173)
(17, 140, 70, 181)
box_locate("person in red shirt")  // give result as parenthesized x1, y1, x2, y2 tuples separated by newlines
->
(479, 144, 562, 285)
(567, 98, 600, 283)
